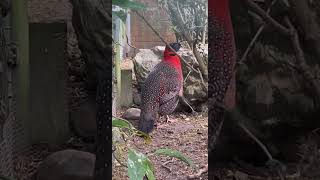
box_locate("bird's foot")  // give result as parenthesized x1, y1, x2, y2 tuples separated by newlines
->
(165, 115, 178, 123)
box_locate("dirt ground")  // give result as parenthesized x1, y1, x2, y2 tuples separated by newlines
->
(113, 111, 208, 180)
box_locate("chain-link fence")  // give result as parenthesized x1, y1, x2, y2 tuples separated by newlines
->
(0, 14, 27, 179)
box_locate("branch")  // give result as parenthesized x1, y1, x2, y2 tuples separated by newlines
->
(132, 10, 199, 73)
(211, 98, 275, 163)
(288, 0, 320, 60)
(113, 152, 128, 168)
(133, 9, 208, 91)
(238, 0, 278, 65)
(284, 17, 320, 100)
(245, 0, 292, 36)
(187, 164, 208, 179)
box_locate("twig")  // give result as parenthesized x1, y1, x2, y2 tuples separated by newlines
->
(132, 10, 199, 73)
(184, 69, 192, 83)
(161, 159, 174, 172)
(284, 16, 320, 99)
(180, 96, 195, 113)
(187, 164, 208, 179)
(113, 152, 127, 168)
(238, 121, 273, 161)
(125, 34, 138, 50)
(176, 2, 186, 25)
(245, 0, 292, 36)
(211, 99, 276, 164)
(238, 0, 278, 65)
(197, 68, 207, 90)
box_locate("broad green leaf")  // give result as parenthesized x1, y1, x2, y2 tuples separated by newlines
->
(145, 159, 155, 180)
(127, 149, 155, 180)
(112, 118, 132, 129)
(112, 0, 146, 10)
(154, 148, 194, 167)
(112, 117, 152, 143)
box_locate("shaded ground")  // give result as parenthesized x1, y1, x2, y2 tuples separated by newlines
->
(113, 111, 208, 180)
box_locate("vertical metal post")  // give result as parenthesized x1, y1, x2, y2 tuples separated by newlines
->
(11, 0, 30, 145)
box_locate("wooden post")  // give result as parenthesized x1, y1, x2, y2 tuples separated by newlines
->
(114, 18, 122, 108)
(11, 0, 30, 146)
(120, 69, 133, 107)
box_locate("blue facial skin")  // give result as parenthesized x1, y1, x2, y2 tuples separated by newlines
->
(168, 42, 181, 52)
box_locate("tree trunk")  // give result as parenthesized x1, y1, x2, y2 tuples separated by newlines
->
(70, 0, 112, 179)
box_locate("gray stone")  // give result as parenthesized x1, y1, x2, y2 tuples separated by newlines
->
(122, 108, 141, 120)
(133, 88, 141, 105)
(133, 49, 161, 87)
(37, 150, 95, 180)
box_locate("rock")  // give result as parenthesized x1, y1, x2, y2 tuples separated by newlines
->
(122, 108, 141, 120)
(70, 97, 96, 139)
(37, 150, 95, 180)
(151, 46, 165, 56)
(132, 49, 161, 87)
(133, 88, 141, 105)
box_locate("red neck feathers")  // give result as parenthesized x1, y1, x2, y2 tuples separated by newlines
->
(209, 0, 236, 108)
(209, 0, 233, 33)
(163, 47, 182, 71)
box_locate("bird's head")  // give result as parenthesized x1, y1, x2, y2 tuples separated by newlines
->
(164, 42, 181, 56)
(163, 42, 182, 69)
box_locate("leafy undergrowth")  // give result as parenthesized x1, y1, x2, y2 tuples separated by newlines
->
(112, 111, 208, 180)
(209, 131, 320, 180)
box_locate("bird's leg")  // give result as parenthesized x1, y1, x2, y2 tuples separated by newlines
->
(154, 115, 178, 130)
(165, 115, 177, 123)
(165, 115, 169, 123)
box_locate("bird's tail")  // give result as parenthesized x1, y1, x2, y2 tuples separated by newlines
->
(138, 111, 157, 134)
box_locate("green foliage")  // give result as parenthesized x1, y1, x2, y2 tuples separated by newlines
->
(112, 117, 152, 144)
(112, 0, 145, 22)
(112, 11, 128, 22)
(127, 149, 155, 180)
(112, 117, 195, 180)
(112, 0, 145, 10)
(153, 148, 195, 168)
(112, 117, 133, 129)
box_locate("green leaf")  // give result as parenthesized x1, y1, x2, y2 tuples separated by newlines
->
(113, 0, 146, 10)
(112, 10, 127, 22)
(135, 130, 152, 144)
(112, 117, 152, 144)
(154, 148, 194, 167)
(112, 118, 132, 129)
(145, 159, 155, 180)
(127, 148, 155, 180)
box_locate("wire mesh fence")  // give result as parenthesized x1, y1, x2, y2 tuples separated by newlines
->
(0, 16, 27, 179)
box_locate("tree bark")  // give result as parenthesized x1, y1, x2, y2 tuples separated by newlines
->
(70, 0, 112, 179)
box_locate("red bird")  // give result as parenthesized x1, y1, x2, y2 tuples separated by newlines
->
(138, 43, 183, 133)
(208, 0, 236, 150)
